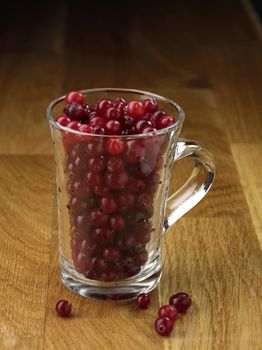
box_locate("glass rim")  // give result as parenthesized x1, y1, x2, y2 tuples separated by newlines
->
(46, 87, 185, 138)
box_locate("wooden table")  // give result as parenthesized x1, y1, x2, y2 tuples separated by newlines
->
(0, 0, 261, 349)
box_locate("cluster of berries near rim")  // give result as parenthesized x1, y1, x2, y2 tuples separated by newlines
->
(55, 91, 176, 135)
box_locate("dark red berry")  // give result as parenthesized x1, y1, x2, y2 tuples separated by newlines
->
(55, 300, 72, 317)
(127, 101, 144, 121)
(75, 252, 91, 273)
(154, 317, 174, 336)
(104, 169, 129, 190)
(105, 120, 122, 135)
(65, 91, 84, 105)
(88, 209, 109, 227)
(124, 140, 145, 163)
(85, 171, 102, 186)
(104, 107, 121, 121)
(158, 305, 179, 322)
(143, 98, 158, 113)
(87, 156, 106, 172)
(92, 227, 114, 244)
(158, 115, 174, 129)
(120, 115, 135, 129)
(135, 120, 153, 132)
(128, 176, 146, 192)
(97, 99, 112, 115)
(56, 115, 71, 126)
(110, 214, 125, 231)
(117, 191, 135, 208)
(85, 142, 104, 157)
(136, 293, 150, 309)
(100, 269, 119, 282)
(92, 183, 110, 197)
(90, 116, 106, 128)
(67, 179, 92, 199)
(134, 249, 149, 265)
(105, 138, 126, 155)
(113, 97, 126, 112)
(67, 120, 80, 130)
(64, 103, 89, 121)
(99, 195, 118, 213)
(169, 292, 192, 313)
(106, 156, 124, 172)
(103, 246, 121, 262)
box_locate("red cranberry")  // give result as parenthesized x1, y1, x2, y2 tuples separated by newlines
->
(88, 209, 109, 227)
(113, 97, 126, 111)
(154, 110, 166, 122)
(110, 214, 125, 231)
(56, 115, 71, 126)
(135, 120, 153, 132)
(122, 256, 135, 270)
(85, 171, 102, 186)
(158, 115, 174, 129)
(128, 176, 146, 192)
(85, 141, 104, 157)
(124, 140, 145, 163)
(90, 116, 106, 128)
(79, 124, 94, 134)
(91, 257, 108, 273)
(106, 156, 124, 172)
(127, 101, 144, 120)
(169, 292, 192, 313)
(158, 305, 179, 322)
(55, 300, 72, 317)
(75, 252, 91, 273)
(65, 91, 84, 105)
(143, 98, 158, 113)
(154, 317, 174, 336)
(99, 195, 118, 213)
(105, 120, 122, 135)
(100, 269, 119, 282)
(105, 138, 126, 155)
(143, 127, 157, 133)
(143, 113, 156, 127)
(92, 227, 114, 244)
(71, 215, 92, 234)
(70, 225, 90, 240)
(117, 191, 135, 208)
(124, 265, 141, 277)
(136, 293, 150, 309)
(92, 183, 110, 197)
(135, 249, 149, 266)
(104, 107, 121, 120)
(136, 192, 153, 210)
(104, 169, 129, 190)
(64, 103, 89, 121)
(134, 228, 151, 244)
(103, 246, 121, 262)
(120, 115, 135, 129)
(97, 99, 112, 115)
(67, 179, 92, 199)
(67, 120, 81, 130)
(68, 197, 89, 214)
(116, 233, 136, 250)
(80, 239, 98, 256)
(134, 219, 152, 235)
(87, 156, 106, 172)
(70, 238, 82, 252)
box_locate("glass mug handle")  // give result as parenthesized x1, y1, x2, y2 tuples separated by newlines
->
(164, 139, 216, 231)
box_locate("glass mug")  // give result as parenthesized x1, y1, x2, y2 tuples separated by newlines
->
(47, 88, 215, 301)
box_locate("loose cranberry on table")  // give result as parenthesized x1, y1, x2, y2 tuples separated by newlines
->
(154, 317, 174, 336)
(136, 293, 150, 309)
(55, 300, 72, 317)
(169, 292, 192, 313)
(158, 305, 179, 322)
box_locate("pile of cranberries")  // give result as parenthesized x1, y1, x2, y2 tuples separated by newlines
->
(55, 91, 175, 282)
(136, 292, 192, 336)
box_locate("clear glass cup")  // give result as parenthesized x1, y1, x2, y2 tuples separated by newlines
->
(47, 88, 215, 301)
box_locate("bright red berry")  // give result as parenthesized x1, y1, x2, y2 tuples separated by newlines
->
(158, 305, 179, 322)
(65, 91, 84, 105)
(127, 101, 144, 120)
(136, 293, 150, 309)
(56, 115, 71, 126)
(105, 138, 126, 155)
(154, 317, 174, 336)
(55, 300, 72, 317)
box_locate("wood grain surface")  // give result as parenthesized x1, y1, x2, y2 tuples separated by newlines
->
(0, 0, 261, 349)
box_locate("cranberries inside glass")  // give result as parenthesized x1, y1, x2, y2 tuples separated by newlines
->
(56, 91, 175, 282)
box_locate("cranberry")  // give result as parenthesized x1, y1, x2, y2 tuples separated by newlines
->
(113, 97, 126, 111)
(143, 127, 157, 133)
(134, 229, 151, 244)
(67, 179, 92, 199)
(158, 305, 179, 322)
(100, 269, 119, 282)
(71, 215, 92, 234)
(56, 115, 71, 126)
(169, 292, 192, 313)
(104, 169, 129, 190)
(55, 300, 72, 317)
(127, 101, 144, 120)
(92, 227, 114, 244)
(105, 120, 122, 135)
(92, 126, 106, 135)
(79, 124, 94, 134)
(88, 209, 109, 227)
(116, 233, 136, 250)
(154, 317, 174, 336)
(97, 99, 112, 115)
(158, 115, 174, 129)
(143, 98, 158, 113)
(67, 120, 81, 130)
(64, 103, 89, 121)
(136, 293, 150, 309)
(90, 116, 106, 128)
(135, 249, 149, 265)
(91, 257, 108, 273)
(117, 191, 135, 208)
(68, 197, 89, 214)
(87, 156, 106, 172)
(92, 183, 110, 197)
(70, 225, 90, 240)
(154, 110, 166, 122)
(143, 113, 156, 127)
(106, 156, 124, 172)
(103, 246, 121, 262)
(122, 256, 135, 270)
(124, 265, 141, 277)
(80, 239, 98, 255)
(124, 140, 145, 163)
(75, 252, 91, 273)
(134, 219, 152, 235)
(128, 176, 146, 192)
(99, 195, 118, 213)
(136, 192, 153, 210)
(110, 214, 125, 231)
(104, 107, 121, 120)
(105, 138, 126, 155)
(65, 91, 84, 105)
(120, 115, 135, 129)
(85, 171, 102, 186)
(135, 120, 153, 132)
(70, 238, 82, 252)
(85, 141, 104, 157)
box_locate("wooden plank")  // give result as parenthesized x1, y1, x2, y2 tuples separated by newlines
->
(0, 156, 54, 349)
(160, 216, 262, 350)
(231, 144, 262, 247)
(0, 54, 64, 155)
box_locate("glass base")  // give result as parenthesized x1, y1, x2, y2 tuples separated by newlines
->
(60, 256, 162, 301)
